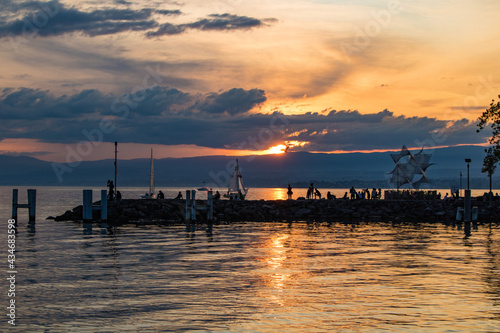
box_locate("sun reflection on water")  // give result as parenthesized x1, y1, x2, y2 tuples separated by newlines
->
(264, 234, 292, 306)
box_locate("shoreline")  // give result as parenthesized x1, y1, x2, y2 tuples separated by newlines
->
(50, 197, 500, 224)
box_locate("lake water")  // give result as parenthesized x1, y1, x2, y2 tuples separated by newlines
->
(1, 187, 500, 332)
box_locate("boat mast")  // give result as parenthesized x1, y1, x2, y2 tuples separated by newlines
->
(150, 148, 154, 195)
(114, 141, 118, 201)
(236, 159, 239, 192)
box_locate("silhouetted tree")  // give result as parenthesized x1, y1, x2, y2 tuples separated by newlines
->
(482, 149, 496, 194)
(477, 95, 500, 180)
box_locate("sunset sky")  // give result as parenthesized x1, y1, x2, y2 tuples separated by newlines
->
(0, 0, 499, 162)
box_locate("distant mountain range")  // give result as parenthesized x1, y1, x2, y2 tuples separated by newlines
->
(0, 145, 498, 189)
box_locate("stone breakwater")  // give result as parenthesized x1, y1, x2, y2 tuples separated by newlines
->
(50, 198, 500, 224)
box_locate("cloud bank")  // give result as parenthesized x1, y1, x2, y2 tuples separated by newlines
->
(0, 0, 274, 38)
(0, 86, 484, 152)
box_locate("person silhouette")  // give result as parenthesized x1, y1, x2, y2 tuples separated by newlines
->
(107, 180, 115, 201)
(287, 184, 293, 200)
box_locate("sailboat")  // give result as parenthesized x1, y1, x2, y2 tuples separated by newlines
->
(141, 148, 155, 199)
(224, 159, 249, 200)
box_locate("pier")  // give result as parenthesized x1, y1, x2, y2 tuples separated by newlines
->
(51, 196, 500, 225)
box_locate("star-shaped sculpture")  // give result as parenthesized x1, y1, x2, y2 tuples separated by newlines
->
(388, 145, 434, 189)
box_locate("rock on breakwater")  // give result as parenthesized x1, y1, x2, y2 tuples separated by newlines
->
(50, 198, 500, 224)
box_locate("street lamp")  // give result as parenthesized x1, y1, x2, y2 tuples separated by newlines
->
(464, 158, 471, 222)
(459, 172, 462, 198)
(465, 158, 471, 190)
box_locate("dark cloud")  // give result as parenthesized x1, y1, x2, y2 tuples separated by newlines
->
(147, 13, 275, 37)
(146, 22, 184, 36)
(0, 87, 112, 119)
(0, 3, 159, 37)
(0, 1, 273, 38)
(155, 9, 182, 16)
(196, 88, 266, 115)
(109, 86, 193, 117)
(186, 13, 265, 31)
(0, 86, 484, 151)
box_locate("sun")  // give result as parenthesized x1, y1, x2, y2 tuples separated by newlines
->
(264, 144, 288, 155)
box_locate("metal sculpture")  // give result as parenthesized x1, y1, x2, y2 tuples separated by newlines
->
(389, 145, 433, 189)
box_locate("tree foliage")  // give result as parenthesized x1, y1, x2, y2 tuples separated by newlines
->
(482, 148, 497, 176)
(477, 95, 500, 175)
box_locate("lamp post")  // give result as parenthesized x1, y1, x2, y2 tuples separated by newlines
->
(464, 158, 471, 222)
(465, 158, 471, 190)
(459, 172, 462, 198)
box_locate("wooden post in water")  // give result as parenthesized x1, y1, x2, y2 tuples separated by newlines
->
(83, 190, 93, 222)
(190, 190, 197, 232)
(185, 189, 213, 233)
(83, 189, 107, 222)
(100, 190, 107, 220)
(28, 189, 36, 222)
(12, 189, 18, 221)
(207, 191, 213, 221)
(464, 189, 471, 222)
(185, 190, 191, 232)
(12, 189, 37, 222)
(207, 190, 213, 235)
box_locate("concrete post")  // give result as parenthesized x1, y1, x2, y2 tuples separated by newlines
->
(191, 190, 197, 221)
(12, 189, 18, 221)
(83, 190, 93, 221)
(28, 189, 36, 222)
(185, 190, 191, 232)
(207, 191, 213, 221)
(464, 189, 471, 222)
(12, 189, 36, 222)
(100, 190, 107, 220)
(207, 190, 213, 235)
(190, 190, 197, 232)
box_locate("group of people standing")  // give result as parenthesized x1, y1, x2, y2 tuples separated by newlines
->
(108, 181, 383, 201)
(107, 180, 122, 202)
(286, 183, 336, 200)
(348, 187, 382, 200)
(306, 183, 323, 199)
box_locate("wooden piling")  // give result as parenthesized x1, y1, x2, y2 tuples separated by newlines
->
(12, 189, 37, 222)
(207, 191, 213, 221)
(185, 190, 191, 232)
(464, 190, 471, 222)
(100, 190, 107, 220)
(83, 189, 107, 222)
(12, 189, 18, 221)
(207, 190, 213, 235)
(28, 189, 36, 222)
(191, 190, 197, 221)
(184, 189, 214, 233)
(190, 190, 196, 232)
(83, 190, 93, 221)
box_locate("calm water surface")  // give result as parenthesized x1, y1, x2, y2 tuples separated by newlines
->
(1, 187, 499, 332)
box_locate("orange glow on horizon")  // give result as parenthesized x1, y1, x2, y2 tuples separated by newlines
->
(0, 138, 490, 162)
(261, 144, 288, 155)
(309, 142, 490, 155)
